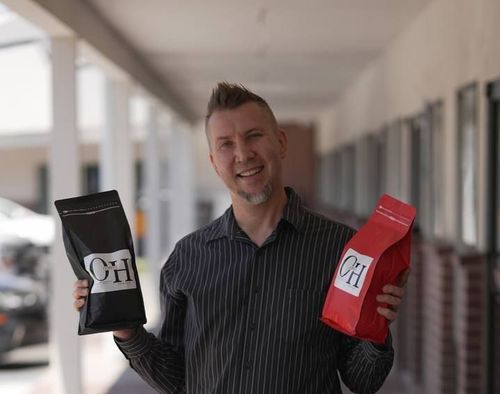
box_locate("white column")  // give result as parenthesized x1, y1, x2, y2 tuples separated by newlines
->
(157, 114, 171, 259)
(145, 103, 162, 294)
(100, 77, 135, 233)
(168, 121, 196, 251)
(49, 36, 82, 394)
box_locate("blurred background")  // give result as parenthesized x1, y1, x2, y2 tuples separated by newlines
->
(0, 0, 499, 393)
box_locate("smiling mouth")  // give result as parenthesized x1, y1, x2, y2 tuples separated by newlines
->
(237, 166, 264, 178)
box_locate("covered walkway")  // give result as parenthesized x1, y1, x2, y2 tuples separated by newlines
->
(0, 1, 499, 394)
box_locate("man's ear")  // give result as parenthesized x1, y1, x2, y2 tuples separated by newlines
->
(277, 128, 288, 159)
(209, 153, 220, 176)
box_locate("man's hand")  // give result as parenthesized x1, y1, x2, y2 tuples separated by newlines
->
(72, 279, 137, 341)
(73, 279, 89, 311)
(376, 268, 410, 323)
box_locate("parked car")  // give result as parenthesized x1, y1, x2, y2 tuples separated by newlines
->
(0, 272, 48, 354)
(0, 197, 54, 248)
(0, 232, 49, 281)
(0, 198, 52, 355)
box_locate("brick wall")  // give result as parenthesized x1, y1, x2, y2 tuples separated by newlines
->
(403, 233, 424, 387)
(452, 253, 486, 394)
(494, 291, 500, 392)
(421, 242, 455, 394)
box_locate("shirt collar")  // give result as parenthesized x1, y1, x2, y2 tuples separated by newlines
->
(280, 187, 304, 232)
(205, 187, 305, 243)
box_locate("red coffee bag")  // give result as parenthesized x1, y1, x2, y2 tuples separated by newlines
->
(321, 194, 416, 344)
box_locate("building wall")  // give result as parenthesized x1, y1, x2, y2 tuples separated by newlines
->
(315, 0, 500, 250)
(0, 142, 144, 209)
(0, 146, 46, 207)
(314, 1, 500, 393)
(281, 122, 316, 207)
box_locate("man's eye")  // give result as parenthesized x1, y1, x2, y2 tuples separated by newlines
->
(248, 132, 262, 139)
(219, 141, 232, 149)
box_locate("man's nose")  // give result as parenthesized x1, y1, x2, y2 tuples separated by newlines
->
(234, 141, 254, 162)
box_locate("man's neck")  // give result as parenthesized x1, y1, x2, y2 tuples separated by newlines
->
(232, 187, 288, 247)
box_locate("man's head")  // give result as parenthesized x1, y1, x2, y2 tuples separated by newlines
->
(205, 82, 278, 136)
(205, 82, 287, 206)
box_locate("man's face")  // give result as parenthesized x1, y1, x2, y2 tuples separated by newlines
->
(206, 102, 287, 205)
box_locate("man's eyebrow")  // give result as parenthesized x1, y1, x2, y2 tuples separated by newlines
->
(215, 129, 261, 142)
(216, 135, 232, 142)
(244, 128, 261, 135)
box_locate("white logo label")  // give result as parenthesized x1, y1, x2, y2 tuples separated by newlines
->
(84, 249, 136, 294)
(334, 248, 373, 297)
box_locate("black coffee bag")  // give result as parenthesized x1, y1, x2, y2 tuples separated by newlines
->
(55, 190, 146, 335)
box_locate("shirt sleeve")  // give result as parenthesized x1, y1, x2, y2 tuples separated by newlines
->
(115, 247, 186, 393)
(336, 330, 394, 394)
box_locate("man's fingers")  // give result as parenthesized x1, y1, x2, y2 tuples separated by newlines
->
(74, 279, 89, 289)
(376, 294, 401, 308)
(382, 284, 405, 298)
(73, 287, 89, 299)
(73, 280, 89, 311)
(377, 268, 410, 324)
(398, 268, 410, 287)
(377, 306, 397, 322)
(73, 298, 85, 311)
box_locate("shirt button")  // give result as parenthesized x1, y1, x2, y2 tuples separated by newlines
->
(250, 322, 256, 330)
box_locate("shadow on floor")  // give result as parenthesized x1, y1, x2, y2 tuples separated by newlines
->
(107, 366, 157, 394)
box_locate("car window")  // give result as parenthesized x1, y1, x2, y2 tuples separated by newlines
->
(0, 198, 35, 219)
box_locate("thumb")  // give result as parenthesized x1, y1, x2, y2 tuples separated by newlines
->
(398, 268, 411, 288)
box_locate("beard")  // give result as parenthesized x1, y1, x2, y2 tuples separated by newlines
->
(237, 183, 273, 205)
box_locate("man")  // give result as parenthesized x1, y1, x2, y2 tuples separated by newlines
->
(73, 82, 406, 393)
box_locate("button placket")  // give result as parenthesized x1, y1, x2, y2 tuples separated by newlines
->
(243, 247, 263, 374)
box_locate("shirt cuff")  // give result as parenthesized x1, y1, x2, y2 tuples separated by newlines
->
(363, 330, 393, 354)
(114, 326, 153, 359)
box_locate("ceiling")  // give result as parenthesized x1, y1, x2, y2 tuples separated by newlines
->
(0, 3, 45, 47)
(87, 0, 433, 122)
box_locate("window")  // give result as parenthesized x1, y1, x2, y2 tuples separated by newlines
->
(366, 133, 385, 210)
(413, 100, 445, 239)
(419, 110, 433, 237)
(355, 132, 387, 217)
(83, 164, 99, 194)
(354, 137, 369, 217)
(340, 144, 355, 212)
(386, 120, 402, 200)
(409, 115, 422, 231)
(429, 101, 444, 237)
(316, 153, 334, 207)
(486, 77, 500, 394)
(37, 165, 48, 214)
(333, 151, 342, 209)
(375, 129, 387, 201)
(457, 83, 478, 247)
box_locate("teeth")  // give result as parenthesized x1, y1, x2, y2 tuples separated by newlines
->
(239, 167, 262, 177)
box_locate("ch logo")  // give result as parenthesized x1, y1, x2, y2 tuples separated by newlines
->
(84, 249, 137, 294)
(338, 255, 367, 288)
(89, 257, 133, 283)
(334, 248, 373, 297)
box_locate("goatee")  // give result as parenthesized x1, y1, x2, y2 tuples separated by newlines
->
(238, 183, 273, 205)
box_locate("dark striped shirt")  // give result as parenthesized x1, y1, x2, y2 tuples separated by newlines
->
(117, 188, 393, 393)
